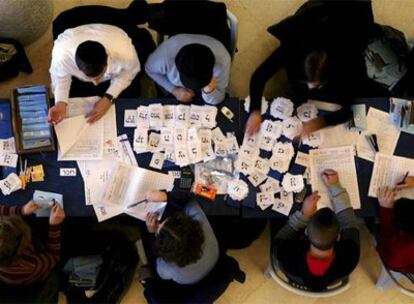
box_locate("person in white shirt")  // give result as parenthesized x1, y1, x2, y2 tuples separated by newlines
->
(49, 24, 140, 124)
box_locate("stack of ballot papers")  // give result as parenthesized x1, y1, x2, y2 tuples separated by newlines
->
(81, 162, 174, 222)
(0, 138, 18, 168)
(369, 153, 414, 200)
(309, 146, 361, 210)
(123, 104, 240, 168)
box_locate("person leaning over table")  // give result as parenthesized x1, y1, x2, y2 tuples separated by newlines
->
(273, 169, 360, 291)
(48, 24, 140, 125)
(245, 0, 385, 136)
(376, 178, 414, 273)
(0, 200, 65, 302)
(143, 190, 219, 285)
(145, 34, 231, 105)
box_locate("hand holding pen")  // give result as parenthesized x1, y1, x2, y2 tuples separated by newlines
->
(395, 172, 414, 190)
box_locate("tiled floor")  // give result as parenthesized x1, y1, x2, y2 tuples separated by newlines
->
(2, 0, 414, 303)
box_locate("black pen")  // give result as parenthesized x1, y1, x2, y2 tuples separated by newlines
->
(397, 171, 409, 185)
(127, 199, 148, 209)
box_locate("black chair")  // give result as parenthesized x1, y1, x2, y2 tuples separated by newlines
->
(142, 254, 245, 304)
(147, 1, 233, 57)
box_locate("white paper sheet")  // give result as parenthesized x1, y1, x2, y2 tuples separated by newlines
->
(368, 153, 414, 200)
(0, 138, 16, 153)
(319, 123, 359, 149)
(125, 201, 167, 221)
(270, 97, 294, 120)
(282, 173, 304, 193)
(282, 117, 303, 140)
(124, 110, 137, 127)
(309, 146, 361, 209)
(0, 153, 18, 168)
(272, 190, 294, 216)
(356, 108, 400, 162)
(137, 106, 149, 127)
(227, 179, 249, 201)
(102, 163, 174, 208)
(297, 103, 318, 122)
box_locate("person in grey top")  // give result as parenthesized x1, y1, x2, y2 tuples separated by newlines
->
(273, 169, 360, 291)
(145, 190, 219, 285)
(145, 33, 231, 105)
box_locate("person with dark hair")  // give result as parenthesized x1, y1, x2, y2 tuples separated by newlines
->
(49, 24, 140, 124)
(376, 177, 414, 273)
(245, 0, 380, 135)
(145, 34, 231, 105)
(0, 200, 65, 302)
(144, 190, 219, 285)
(273, 169, 360, 291)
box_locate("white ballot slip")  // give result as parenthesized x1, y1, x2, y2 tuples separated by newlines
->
(0, 138, 16, 153)
(137, 106, 150, 127)
(368, 153, 414, 200)
(282, 117, 303, 140)
(124, 110, 137, 127)
(270, 97, 294, 120)
(257, 192, 275, 210)
(310, 146, 361, 209)
(272, 142, 295, 160)
(0, 153, 18, 168)
(0, 173, 22, 195)
(133, 128, 148, 153)
(201, 106, 217, 128)
(272, 190, 294, 216)
(302, 131, 324, 148)
(149, 152, 165, 170)
(190, 105, 203, 127)
(163, 105, 175, 127)
(148, 132, 162, 153)
(248, 170, 267, 187)
(260, 177, 281, 193)
(282, 173, 304, 193)
(102, 163, 174, 209)
(227, 179, 249, 201)
(149, 103, 164, 128)
(244, 96, 268, 115)
(175, 105, 190, 127)
(295, 151, 310, 168)
(297, 103, 318, 122)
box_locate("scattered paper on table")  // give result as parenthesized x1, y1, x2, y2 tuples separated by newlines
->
(282, 117, 303, 140)
(124, 110, 137, 127)
(282, 173, 304, 193)
(297, 103, 318, 122)
(368, 153, 414, 200)
(309, 146, 360, 209)
(270, 97, 294, 120)
(227, 179, 249, 201)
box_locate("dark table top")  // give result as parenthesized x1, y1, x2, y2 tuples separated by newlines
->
(240, 97, 414, 218)
(0, 98, 243, 217)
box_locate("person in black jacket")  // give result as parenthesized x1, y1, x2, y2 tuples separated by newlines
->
(246, 0, 385, 135)
(273, 169, 360, 291)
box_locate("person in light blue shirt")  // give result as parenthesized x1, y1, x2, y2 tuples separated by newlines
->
(145, 190, 219, 285)
(145, 34, 231, 105)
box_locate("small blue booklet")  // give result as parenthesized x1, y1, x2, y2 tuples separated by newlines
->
(33, 190, 63, 217)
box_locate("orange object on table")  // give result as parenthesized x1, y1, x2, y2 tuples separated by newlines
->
(194, 184, 217, 201)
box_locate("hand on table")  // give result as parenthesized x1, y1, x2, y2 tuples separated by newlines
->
(172, 87, 195, 103)
(48, 102, 67, 125)
(377, 187, 396, 209)
(302, 191, 320, 218)
(146, 190, 168, 202)
(22, 200, 41, 216)
(86, 97, 112, 123)
(203, 77, 217, 94)
(146, 212, 160, 233)
(394, 176, 414, 190)
(49, 203, 65, 225)
(321, 169, 339, 186)
(245, 110, 262, 136)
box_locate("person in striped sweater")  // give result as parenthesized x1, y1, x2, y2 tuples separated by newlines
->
(0, 200, 65, 286)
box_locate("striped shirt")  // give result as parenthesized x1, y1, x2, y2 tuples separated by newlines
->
(0, 206, 61, 285)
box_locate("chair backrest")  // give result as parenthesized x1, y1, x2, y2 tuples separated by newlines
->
(268, 264, 351, 298)
(382, 262, 414, 297)
(148, 1, 233, 57)
(226, 9, 238, 59)
(143, 254, 245, 303)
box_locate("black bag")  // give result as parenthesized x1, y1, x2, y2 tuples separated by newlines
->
(0, 38, 32, 81)
(63, 235, 139, 304)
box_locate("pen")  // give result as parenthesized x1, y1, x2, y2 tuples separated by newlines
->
(127, 199, 148, 209)
(397, 171, 409, 185)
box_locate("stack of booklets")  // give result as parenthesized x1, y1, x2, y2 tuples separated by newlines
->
(16, 86, 52, 149)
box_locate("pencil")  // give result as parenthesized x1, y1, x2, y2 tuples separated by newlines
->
(397, 171, 409, 185)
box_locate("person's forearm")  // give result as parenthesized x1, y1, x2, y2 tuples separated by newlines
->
(202, 87, 225, 105)
(106, 64, 140, 98)
(46, 224, 62, 256)
(323, 106, 351, 127)
(327, 183, 352, 214)
(0, 206, 22, 216)
(249, 47, 286, 113)
(51, 74, 72, 104)
(274, 211, 309, 241)
(336, 208, 358, 231)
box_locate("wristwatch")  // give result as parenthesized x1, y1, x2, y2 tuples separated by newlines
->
(104, 93, 116, 104)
